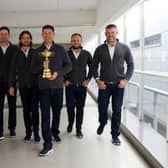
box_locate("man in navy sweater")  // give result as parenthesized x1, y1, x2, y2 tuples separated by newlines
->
(93, 24, 134, 145)
(0, 26, 18, 140)
(9, 31, 40, 143)
(31, 25, 72, 156)
(64, 33, 93, 138)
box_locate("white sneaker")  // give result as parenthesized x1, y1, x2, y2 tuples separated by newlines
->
(0, 136, 4, 140)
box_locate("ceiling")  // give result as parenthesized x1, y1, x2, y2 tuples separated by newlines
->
(0, 0, 100, 12)
(0, 0, 100, 44)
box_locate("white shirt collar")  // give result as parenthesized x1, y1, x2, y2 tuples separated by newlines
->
(107, 44, 115, 61)
(72, 49, 81, 59)
(21, 47, 30, 57)
(45, 44, 52, 50)
(0, 43, 10, 54)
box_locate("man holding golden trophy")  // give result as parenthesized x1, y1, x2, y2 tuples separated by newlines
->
(31, 25, 72, 156)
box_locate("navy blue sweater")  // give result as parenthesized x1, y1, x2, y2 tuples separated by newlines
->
(9, 48, 38, 88)
(65, 49, 93, 85)
(0, 43, 18, 87)
(31, 42, 72, 89)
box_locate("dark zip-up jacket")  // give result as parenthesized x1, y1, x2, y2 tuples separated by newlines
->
(31, 42, 72, 89)
(0, 43, 18, 87)
(65, 49, 93, 85)
(9, 48, 38, 88)
(93, 41, 134, 82)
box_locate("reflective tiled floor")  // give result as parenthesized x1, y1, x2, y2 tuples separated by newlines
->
(0, 94, 150, 168)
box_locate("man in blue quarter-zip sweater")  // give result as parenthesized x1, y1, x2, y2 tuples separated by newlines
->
(93, 24, 134, 145)
(64, 33, 93, 138)
(31, 25, 72, 156)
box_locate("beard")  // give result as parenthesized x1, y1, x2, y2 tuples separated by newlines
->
(21, 43, 31, 47)
(107, 38, 116, 43)
(71, 46, 82, 50)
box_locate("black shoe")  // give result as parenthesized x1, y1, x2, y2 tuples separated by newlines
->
(53, 135, 61, 143)
(112, 137, 121, 146)
(76, 131, 83, 139)
(39, 146, 53, 156)
(34, 134, 40, 143)
(67, 124, 73, 133)
(97, 124, 105, 135)
(24, 134, 31, 142)
(10, 130, 16, 137)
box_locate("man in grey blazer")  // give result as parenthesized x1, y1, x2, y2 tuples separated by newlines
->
(93, 24, 134, 145)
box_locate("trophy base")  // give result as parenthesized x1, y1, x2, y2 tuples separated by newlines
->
(42, 74, 52, 79)
(42, 69, 52, 79)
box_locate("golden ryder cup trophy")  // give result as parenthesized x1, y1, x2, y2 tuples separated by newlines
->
(40, 49, 53, 79)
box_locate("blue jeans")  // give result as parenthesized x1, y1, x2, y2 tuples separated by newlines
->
(39, 88, 63, 148)
(98, 83, 124, 138)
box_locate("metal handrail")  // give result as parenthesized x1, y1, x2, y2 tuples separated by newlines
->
(128, 81, 168, 141)
(135, 70, 168, 79)
(144, 86, 168, 97)
(129, 81, 168, 98)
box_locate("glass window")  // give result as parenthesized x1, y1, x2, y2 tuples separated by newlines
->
(100, 29, 106, 44)
(125, 5, 141, 118)
(114, 17, 124, 43)
(144, 0, 168, 72)
(83, 35, 98, 55)
(126, 5, 141, 70)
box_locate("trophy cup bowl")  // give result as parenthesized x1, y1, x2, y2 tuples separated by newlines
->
(41, 49, 53, 79)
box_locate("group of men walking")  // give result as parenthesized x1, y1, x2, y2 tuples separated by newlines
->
(0, 24, 134, 156)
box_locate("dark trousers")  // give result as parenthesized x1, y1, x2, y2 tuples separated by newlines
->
(98, 83, 124, 138)
(19, 87, 39, 136)
(39, 88, 63, 148)
(0, 84, 17, 135)
(65, 85, 87, 132)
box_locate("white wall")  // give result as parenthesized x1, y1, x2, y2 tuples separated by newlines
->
(0, 10, 96, 27)
(9, 26, 96, 44)
(0, 10, 96, 44)
(96, 0, 140, 30)
(0, 0, 141, 44)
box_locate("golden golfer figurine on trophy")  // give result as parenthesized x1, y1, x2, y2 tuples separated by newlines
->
(41, 49, 53, 79)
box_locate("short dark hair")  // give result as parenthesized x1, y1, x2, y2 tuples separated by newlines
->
(0, 26, 10, 34)
(105, 24, 117, 30)
(19, 30, 32, 47)
(71, 33, 82, 39)
(42, 25, 54, 32)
